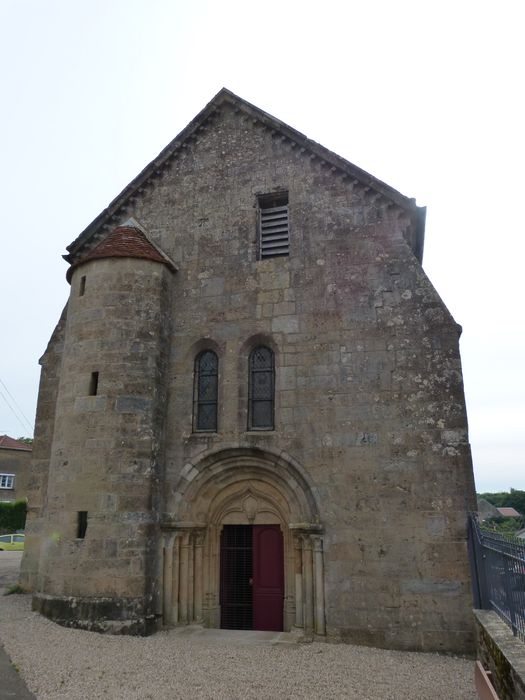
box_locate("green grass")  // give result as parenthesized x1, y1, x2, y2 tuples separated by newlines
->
(4, 583, 27, 595)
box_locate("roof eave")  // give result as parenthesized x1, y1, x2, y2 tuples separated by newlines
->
(66, 89, 230, 258)
(415, 206, 426, 263)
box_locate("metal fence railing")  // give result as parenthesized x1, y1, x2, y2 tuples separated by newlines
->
(468, 513, 525, 642)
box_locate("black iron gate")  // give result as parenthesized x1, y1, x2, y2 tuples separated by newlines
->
(220, 525, 253, 630)
(468, 513, 525, 642)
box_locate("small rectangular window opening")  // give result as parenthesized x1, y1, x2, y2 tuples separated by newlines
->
(79, 276, 86, 296)
(77, 511, 88, 539)
(258, 192, 289, 259)
(89, 371, 99, 396)
(0, 474, 15, 489)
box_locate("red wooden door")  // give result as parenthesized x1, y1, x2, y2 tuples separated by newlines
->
(252, 524, 284, 631)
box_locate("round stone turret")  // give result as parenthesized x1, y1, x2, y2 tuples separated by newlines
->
(33, 224, 175, 633)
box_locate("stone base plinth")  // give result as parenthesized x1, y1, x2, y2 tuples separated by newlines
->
(32, 593, 156, 635)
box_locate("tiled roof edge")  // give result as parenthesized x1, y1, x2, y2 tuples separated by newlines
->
(0, 435, 32, 451)
(65, 225, 177, 283)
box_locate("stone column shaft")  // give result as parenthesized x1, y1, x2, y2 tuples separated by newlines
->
(163, 534, 175, 625)
(302, 535, 314, 633)
(188, 535, 194, 622)
(156, 534, 165, 617)
(179, 531, 190, 624)
(312, 536, 326, 636)
(194, 532, 204, 623)
(294, 535, 303, 628)
(171, 535, 180, 624)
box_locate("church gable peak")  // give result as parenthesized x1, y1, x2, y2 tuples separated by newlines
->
(65, 88, 425, 261)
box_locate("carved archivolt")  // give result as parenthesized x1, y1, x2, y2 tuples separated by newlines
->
(159, 447, 324, 635)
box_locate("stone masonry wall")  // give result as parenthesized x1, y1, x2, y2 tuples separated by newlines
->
(20, 309, 66, 588)
(475, 610, 525, 700)
(27, 101, 476, 649)
(109, 104, 476, 651)
(30, 258, 173, 632)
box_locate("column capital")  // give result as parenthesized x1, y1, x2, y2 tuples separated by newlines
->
(194, 529, 206, 547)
(163, 531, 176, 547)
(311, 535, 324, 552)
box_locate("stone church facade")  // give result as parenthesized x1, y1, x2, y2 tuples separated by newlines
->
(21, 89, 476, 652)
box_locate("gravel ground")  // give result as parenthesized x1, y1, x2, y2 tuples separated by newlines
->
(0, 550, 24, 589)
(0, 555, 476, 700)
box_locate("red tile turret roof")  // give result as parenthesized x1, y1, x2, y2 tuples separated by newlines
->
(66, 226, 176, 282)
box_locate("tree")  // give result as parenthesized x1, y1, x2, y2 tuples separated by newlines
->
(16, 437, 33, 446)
(478, 489, 525, 515)
(0, 500, 27, 533)
(482, 515, 525, 536)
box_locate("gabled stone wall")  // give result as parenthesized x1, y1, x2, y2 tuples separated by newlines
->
(22, 95, 476, 650)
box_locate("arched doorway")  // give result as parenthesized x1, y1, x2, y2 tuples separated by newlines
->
(159, 447, 325, 636)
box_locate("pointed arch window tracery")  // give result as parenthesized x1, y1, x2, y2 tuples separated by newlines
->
(248, 346, 275, 430)
(194, 350, 218, 432)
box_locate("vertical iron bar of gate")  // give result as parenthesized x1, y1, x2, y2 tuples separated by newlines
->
(512, 537, 520, 638)
(502, 549, 517, 635)
(468, 514, 482, 609)
(509, 535, 524, 639)
(471, 514, 490, 609)
(479, 521, 490, 609)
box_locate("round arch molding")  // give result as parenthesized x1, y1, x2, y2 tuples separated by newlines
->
(159, 447, 326, 636)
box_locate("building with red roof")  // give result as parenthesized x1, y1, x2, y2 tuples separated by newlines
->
(497, 507, 522, 518)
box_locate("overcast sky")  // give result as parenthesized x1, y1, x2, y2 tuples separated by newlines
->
(1, 1, 523, 493)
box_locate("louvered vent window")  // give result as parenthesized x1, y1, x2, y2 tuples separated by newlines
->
(258, 193, 289, 258)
